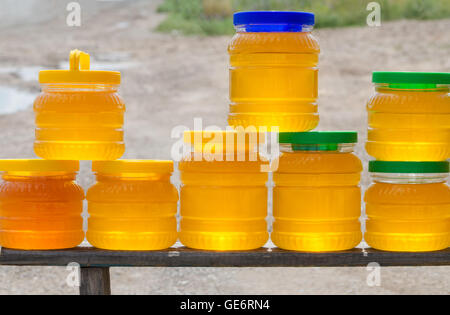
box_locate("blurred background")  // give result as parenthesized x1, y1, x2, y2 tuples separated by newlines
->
(0, 0, 449, 294)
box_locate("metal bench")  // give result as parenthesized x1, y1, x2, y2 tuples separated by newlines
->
(1, 244, 449, 295)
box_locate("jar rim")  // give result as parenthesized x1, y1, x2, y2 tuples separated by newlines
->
(92, 160, 173, 175)
(280, 143, 355, 152)
(0, 160, 79, 173)
(370, 172, 448, 184)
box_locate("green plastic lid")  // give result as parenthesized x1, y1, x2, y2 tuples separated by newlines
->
(279, 131, 357, 144)
(373, 72, 450, 84)
(369, 161, 449, 174)
(279, 131, 357, 151)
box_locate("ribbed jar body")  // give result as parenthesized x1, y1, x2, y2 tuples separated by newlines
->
(273, 150, 362, 252)
(87, 173, 178, 251)
(0, 172, 84, 250)
(228, 31, 320, 132)
(179, 154, 269, 251)
(365, 177, 450, 252)
(34, 83, 125, 160)
(366, 85, 450, 161)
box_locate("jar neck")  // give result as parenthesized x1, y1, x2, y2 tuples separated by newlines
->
(41, 83, 118, 92)
(95, 173, 171, 181)
(235, 24, 313, 33)
(280, 143, 355, 153)
(2, 172, 77, 181)
(371, 172, 448, 184)
(374, 83, 449, 92)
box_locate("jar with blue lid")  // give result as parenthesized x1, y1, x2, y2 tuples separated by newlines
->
(228, 11, 320, 132)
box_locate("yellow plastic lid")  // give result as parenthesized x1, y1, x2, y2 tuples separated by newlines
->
(39, 50, 121, 84)
(92, 160, 174, 174)
(184, 130, 264, 153)
(0, 160, 79, 172)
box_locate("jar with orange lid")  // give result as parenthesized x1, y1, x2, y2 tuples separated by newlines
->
(179, 131, 269, 251)
(0, 160, 84, 250)
(87, 160, 178, 251)
(34, 50, 125, 160)
(273, 132, 363, 252)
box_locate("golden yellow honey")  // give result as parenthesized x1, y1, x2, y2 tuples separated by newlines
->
(365, 161, 450, 252)
(366, 72, 450, 161)
(179, 131, 269, 250)
(87, 160, 178, 250)
(228, 12, 319, 132)
(0, 160, 84, 250)
(35, 50, 125, 160)
(273, 132, 362, 252)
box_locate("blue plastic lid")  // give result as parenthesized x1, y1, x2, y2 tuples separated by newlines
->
(233, 11, 315, 32)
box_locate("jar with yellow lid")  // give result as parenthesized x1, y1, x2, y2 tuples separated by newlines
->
(273, 132, 363, 252)
(87, 160, 178, 250)
(35, 50, 125, 160)
(365, 161, 450, 252)
(0, 160, 84, 250)
(179, 131, 269, 251)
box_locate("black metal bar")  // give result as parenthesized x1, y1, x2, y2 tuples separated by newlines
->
(0, 246, 449, 267)
(79, 267, 111, 296)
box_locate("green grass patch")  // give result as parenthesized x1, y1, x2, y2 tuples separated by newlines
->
(156, 0, 450, 35)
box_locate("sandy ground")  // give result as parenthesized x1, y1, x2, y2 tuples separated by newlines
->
(0, 0, 449, 294)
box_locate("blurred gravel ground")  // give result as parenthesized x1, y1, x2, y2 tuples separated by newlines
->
(0, 0, 448, 295)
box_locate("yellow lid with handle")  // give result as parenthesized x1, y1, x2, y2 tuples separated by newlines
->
(39, 50, 121, 84)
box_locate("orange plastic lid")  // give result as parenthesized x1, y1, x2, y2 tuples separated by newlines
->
(92, 160, 174, 174)
(0, 160, 79, 172)
(39, 50, 121, 84)
(184, 130, 264, 153)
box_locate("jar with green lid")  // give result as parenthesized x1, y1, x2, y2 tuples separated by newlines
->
(272, 132, 362, 252)
(365, 161, 450, 252)
(366, 72, 450, 161)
